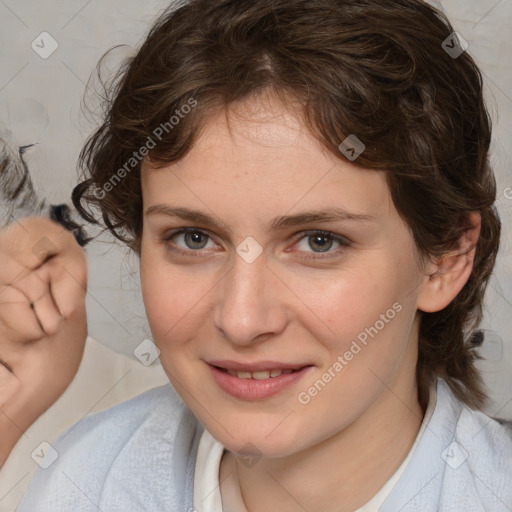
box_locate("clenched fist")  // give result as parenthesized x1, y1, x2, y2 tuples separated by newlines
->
(0, 216, 87, 466)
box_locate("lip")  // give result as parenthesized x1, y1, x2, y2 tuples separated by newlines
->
(207, 362, 314, 400)
(207, 359, 309, 372)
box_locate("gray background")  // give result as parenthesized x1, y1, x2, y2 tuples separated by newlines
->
(0, 0, 511, 416)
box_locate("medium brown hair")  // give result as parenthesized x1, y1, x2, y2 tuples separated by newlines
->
(72, 0, 501, 411)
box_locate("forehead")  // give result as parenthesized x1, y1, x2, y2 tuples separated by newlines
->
(141, 94, 393, 220)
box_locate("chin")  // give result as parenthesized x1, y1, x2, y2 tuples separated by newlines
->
(210, 420, 306, 459)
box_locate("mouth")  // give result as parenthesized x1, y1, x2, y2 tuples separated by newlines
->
(212, 365, 307, 380)
(207, 361, 314, 400)
(207, 359, 312, 377)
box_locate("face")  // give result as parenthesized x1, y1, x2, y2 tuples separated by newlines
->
(140, 93, 429, 458)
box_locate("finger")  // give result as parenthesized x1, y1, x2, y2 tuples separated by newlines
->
(0, 217, 75, 271)
(25, 265, 65, 336)
(46, 250, 87, 320)
(30, 285, 64, 337)
(0, 219, 87, 340)
(1, 267, 63, 340)
(0, 289, 45, 343)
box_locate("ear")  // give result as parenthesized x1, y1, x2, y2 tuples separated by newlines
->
(417, 212, 481, 313)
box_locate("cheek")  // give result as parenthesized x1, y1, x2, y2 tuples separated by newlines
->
(286, 265, 398, 338)
(284, 254, 418, 368)
(141, 251, 179, 341)
(142, 273, 189, 340)
(140, 252, 216, 349)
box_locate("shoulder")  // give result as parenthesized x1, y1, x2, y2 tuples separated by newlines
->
(433, 379, 512, 510)
(17, 384, 203, 511)
(448, 388, 512, 508)
(381, 378, 512, 512)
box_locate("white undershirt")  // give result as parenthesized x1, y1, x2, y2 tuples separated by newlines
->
(193, 382, 437, 512)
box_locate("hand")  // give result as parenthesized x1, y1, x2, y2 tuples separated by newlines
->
(0, 216, 88, 466)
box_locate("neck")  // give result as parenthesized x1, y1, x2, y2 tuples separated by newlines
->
(222, 357, 426, 512)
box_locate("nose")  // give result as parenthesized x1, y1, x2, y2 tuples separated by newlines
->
(212, 251, 288, 346)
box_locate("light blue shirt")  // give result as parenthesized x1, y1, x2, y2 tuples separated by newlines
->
(17, 378, 512, 511)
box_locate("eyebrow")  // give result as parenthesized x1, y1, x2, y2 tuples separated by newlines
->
(145, 205, 375, 230)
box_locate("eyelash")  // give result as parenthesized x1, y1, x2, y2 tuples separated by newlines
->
(162, 228, 351, 261)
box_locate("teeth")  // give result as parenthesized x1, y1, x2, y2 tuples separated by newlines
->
(224, 368, 298, 379)
(252, 371, 271, 380)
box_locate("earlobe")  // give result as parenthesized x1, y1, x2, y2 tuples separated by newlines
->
(417, 212, 481, 313)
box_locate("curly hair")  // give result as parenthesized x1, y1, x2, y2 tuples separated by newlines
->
(72, 0, 501, 411)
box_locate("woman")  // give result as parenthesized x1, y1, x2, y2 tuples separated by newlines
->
(14, 0, 512, 510)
